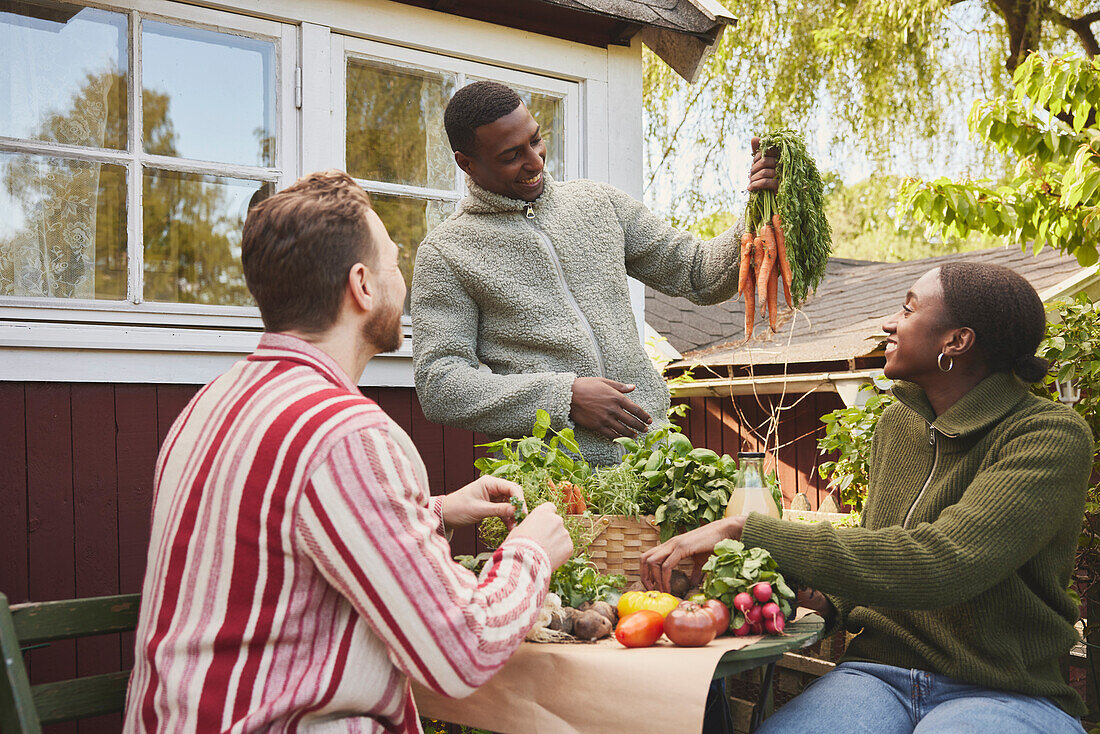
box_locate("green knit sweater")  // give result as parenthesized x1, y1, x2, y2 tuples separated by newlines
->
(742, 371, 1094, 715)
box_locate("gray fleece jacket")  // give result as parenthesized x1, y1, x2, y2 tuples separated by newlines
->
(411, 174, 741, 466)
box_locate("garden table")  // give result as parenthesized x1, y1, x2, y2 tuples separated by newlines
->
(413, 611, 823, 734)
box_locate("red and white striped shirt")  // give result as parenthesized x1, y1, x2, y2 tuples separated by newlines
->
(123, 333, 550, 734)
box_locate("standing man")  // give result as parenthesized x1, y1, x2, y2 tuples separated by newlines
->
(412, 81, 777, 465)
(123, 170, 572, 734)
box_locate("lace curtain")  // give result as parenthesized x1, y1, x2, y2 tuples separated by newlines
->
(0, 35, 111, 299)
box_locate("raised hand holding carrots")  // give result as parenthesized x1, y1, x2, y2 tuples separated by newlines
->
(739, 129, 832, 341)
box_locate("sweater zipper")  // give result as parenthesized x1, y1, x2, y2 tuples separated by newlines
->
(524, 205, 607, 378)
(902, 422, 958, 528)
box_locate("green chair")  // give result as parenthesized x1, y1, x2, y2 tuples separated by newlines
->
(0, 592, 140, 734)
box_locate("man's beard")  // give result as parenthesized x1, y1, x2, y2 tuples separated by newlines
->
(363, 298, 403, 354)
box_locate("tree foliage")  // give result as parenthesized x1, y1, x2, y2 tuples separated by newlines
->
(900, 53, 1100, 265)
(644, 0, 1097, 228)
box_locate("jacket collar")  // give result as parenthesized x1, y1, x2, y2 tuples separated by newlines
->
(460, 171, 557, 215)
(247, 332, 359, 394)
(892, 371, 1032, 438)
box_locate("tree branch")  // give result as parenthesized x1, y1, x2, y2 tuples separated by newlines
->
(1044, 5, 1100, 57)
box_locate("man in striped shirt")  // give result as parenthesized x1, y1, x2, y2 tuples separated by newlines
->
(123, 170, 573, 734)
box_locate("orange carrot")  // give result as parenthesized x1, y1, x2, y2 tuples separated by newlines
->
(772, 213, 793, 308)
(738, 232, 754, 298)
(756, 226, 776, 313)
(753, 234, 766, 316)
(744, 275, 756, 341)
(767, 253, 779, 331)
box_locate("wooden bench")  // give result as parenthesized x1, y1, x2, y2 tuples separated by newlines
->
(0, 592, 140, 734)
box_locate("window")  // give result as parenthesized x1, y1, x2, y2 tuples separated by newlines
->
(333, 37, 579, 313)
(0, 1, 292, 315)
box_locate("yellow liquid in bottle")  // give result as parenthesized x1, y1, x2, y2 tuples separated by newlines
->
(725, 485, 781, 518)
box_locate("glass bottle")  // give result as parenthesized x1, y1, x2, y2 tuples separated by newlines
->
(725, 452, 782, 519)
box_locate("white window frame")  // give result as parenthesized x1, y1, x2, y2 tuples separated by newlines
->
(0, 0, 298, 329)
(0, 0, 643, 385)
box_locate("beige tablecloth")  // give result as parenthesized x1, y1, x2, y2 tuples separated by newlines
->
(413, 632, 768, 734)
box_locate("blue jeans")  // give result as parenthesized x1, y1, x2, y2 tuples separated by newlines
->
(756, 661, 1085, 734)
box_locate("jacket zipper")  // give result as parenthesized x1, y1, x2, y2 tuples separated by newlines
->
(524, 205, 607, 378)
(902, 422, 957, 528)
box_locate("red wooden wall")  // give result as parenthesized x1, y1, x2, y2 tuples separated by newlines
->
(0, 381, 489, 733)
(672, 390, 845, 511)
(0, 380, 842, 733)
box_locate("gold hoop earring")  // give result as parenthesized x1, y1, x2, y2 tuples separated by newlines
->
(938, 352, 953, 372)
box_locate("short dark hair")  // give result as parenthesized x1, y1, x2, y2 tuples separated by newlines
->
(938, 261, 1049, 382)
(444, 81, 522, 155)
(242, 170, 376, 333)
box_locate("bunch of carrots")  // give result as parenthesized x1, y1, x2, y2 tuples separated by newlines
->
(738, 196, 793, 338)
(737, 129, 832, 341)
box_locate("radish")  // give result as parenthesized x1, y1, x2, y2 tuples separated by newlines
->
(744, 605, 762, 624)
(731, 619, 751, 636)
(733, 592, 754, 612)
(753, 582, 773, 604)
(761, 602, 782, 623)
(764, 615, 786, 634)
(749, 621, 764, 635)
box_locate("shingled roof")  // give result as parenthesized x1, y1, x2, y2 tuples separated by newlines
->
(647, 245, 1095, 371)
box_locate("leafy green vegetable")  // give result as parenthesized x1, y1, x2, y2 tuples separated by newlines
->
(702, 539, 796, 622)
(587, 460, 657, 517)
(549, 554, 627, 608)
(747, 128, 832, 305)
(617, 425, 742, 541)
(475, 409, 591, 487)
(453, 552, 494, 575)
(510, 495, 528, 522)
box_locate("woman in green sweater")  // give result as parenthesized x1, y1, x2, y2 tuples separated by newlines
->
(642, 262, 1094, 733)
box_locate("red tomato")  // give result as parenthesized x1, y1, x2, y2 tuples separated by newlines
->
(614, 610, 664, 648)
(701, 599, 731, 636)
(663, 602, 718, 647)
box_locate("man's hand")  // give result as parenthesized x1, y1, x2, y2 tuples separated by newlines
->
(441, 476, 525, 529)
(640, 515, 746, 592)
(570, 376, 652, 439)
(508, 502, 574, 569)
(747, 137, 779, 193)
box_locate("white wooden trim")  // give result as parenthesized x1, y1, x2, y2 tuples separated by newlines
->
(128, 10, 143, 304)
(139, 154, 280, 180)
(300, 23, 335, 173)
(354, 179, 461, 202)
(182, 0, 610, 82)
(0, 322, 416, 386)
(0, 300, 262, 326)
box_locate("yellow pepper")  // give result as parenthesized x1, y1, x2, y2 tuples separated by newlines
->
(617, 590, 681, 619)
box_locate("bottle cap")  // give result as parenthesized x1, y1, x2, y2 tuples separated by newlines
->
(737, 452, 765, 459)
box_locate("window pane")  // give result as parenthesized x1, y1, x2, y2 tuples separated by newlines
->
(0, 152, 126, 299)
(0, 4, 127, 150)
(142, 169, 269, 306)
(517, 89, 564, 180)
(370, 193, 452, 311)
(142, 21, 275, 167)
(346, 59, 456, 190)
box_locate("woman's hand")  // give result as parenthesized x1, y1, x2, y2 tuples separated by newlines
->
(640, 516, 746, 592)
(441, 476, 525, 529)
(795, 588, 836, 626)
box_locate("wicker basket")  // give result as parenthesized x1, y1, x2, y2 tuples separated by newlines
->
(579, 515, 696, 585)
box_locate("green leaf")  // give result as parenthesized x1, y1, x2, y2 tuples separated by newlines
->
(532, 409, 551, 439)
